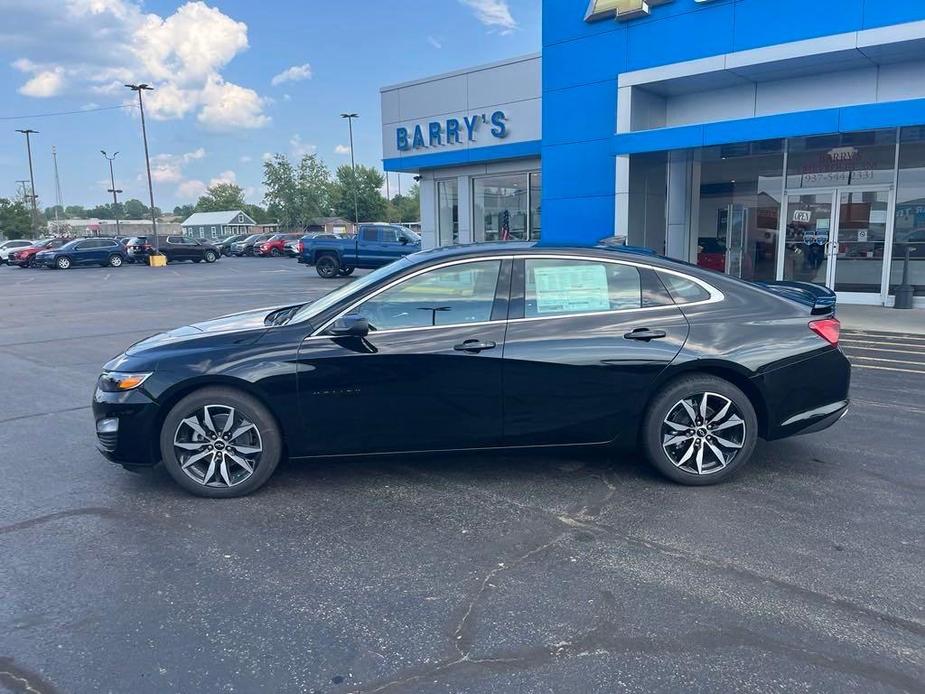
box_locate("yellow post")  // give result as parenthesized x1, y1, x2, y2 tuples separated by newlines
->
(149, 255, 167, 267)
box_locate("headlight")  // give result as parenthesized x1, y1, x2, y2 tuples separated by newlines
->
(98, 371, 153, 392)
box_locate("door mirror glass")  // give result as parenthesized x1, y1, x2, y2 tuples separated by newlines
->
(329, 314, 370, 337)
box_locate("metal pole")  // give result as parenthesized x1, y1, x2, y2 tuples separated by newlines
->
(127, 84, 158, 251)
(385, 171, 391, 222)
(52, 146, 63, 231)
(16, 129, 39, 233)
(102, 151, 122, 238)
(341, 113, 360, 224)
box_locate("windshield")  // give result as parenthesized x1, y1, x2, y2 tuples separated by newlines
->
(288, 259, 412, 325)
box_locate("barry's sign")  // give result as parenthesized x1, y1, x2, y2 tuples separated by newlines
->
(586, 0, 719, 23)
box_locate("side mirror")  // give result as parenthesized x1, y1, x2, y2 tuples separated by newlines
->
(329, 314, 369, 337)
(399, 236, 409, 245)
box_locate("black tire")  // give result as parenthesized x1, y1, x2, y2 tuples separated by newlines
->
(204, 250, 217, 263)
(108, 254, 123, 268)
(641, 375, 757, 486)
(338, 267, 356, 276)
(159, 387, 282, 498)
(270, 248, 282, 257)
(316, 254, 340, 279)
(56, 256, 71, 270)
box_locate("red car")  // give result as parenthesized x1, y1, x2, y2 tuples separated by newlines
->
(255, 233, 302, 257)
(9, 237, 72, 268)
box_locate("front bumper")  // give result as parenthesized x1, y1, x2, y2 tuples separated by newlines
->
(92, 385, 161, 466)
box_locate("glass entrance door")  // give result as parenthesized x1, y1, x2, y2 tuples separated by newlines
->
(782, 188, 893, 301)
(783, 191, 836, 287)
(832, 190, 890, 299)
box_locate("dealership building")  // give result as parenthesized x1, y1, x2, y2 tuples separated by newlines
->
(381, 0, 925, 306)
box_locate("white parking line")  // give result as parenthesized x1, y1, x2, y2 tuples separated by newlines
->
(841, 339, 925, 349)
(842, 345, 925, 356)
(853, 364, 925, 375)
(850, 355, 925, 366)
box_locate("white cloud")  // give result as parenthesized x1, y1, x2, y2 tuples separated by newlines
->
(261, 152, 274, 162)
(334, 144, 351, 155)
(283, 93, 292, 102)
(271, 63, 312, 86)
(240, 155, 252, 163)
(209, 170, 236, 187)
(3, 0, 270, 130)
(150, 147, 206, 184)
(427, 35, 443, 49)
(289, 134, 316, 158)
(458, 0, 517, 32)
(16, 66, 65, 97)
(177, 179, 207, 199)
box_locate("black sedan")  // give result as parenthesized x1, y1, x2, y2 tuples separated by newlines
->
(93, 243, 850, 497)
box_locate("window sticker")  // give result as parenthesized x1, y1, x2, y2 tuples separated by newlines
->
(533, 263, 610, 314)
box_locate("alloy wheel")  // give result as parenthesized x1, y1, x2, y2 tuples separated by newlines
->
(173, 404, 263, 488)
(661, 392, 746, 475)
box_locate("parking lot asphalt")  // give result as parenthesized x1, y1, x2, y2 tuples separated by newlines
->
(1, 258, 923, 694)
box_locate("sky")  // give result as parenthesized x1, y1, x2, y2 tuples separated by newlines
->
(0, 0, 540, 213)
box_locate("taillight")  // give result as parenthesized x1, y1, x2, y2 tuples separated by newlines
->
(809, 317, 840, 346)
(297, 241, 304, 253)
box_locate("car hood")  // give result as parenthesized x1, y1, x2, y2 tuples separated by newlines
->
(125, 306, 281, 356)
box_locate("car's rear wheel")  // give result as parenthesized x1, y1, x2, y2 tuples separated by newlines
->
(56, 256, 71, 270)
(204, 250, 217, 263)
(316, 254, 340, 278)
(108, 254, 123, 267)
(270, 248, 281, 257)
(338, 267, 355, 276)
(642, 375, 757, 485)
(160, 387, 282, 498)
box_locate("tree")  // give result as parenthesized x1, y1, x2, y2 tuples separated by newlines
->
(44, 205, 65, 221)
(64, 205, 87, 218)
(173, 204, 195, 219)
(0, 198, 33, 239)
(388, 182, 420, 223)
(331, 164, 387, 223)
(195, 183, 246, 212)
(263, 153, 332, 230)
(123, 199, 148, 219)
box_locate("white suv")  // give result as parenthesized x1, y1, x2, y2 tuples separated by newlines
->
(0, 239, 34, 265)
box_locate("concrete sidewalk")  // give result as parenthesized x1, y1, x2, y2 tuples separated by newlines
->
(837, 304, 925, 335)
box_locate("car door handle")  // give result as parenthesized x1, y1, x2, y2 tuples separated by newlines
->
(454, 339, 497, 353)
(624, 328, 667, 341)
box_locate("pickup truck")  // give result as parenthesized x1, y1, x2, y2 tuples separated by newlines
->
(301, 223, 422, 278)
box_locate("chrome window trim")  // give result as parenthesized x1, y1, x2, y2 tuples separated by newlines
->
(308, 255, 514, 337)
(307, 252, 724, 338)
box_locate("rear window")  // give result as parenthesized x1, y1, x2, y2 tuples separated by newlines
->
(658, 272, 711, 304)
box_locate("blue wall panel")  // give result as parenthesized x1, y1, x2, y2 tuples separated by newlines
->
(541, 195, 616, 246)
(625, 2, 736, 71)
(731, 0, 864, 52)
(543, 139, 615, 199)
(542, 80, 618, 146)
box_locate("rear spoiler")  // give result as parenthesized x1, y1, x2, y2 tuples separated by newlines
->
(754, 281, 836, 316)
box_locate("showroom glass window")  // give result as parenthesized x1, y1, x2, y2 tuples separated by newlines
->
(697, 139, 784, 282)
(786, 130, 897, 189)
(529, 172, 542, 240)
(627, 152, 668, 254)
(354, 260, 502, 331)
(894, 127, 925, 296)
(473, 172, 540, 242)
(436, 179, 459, 246)
(523, 259, 642, 317)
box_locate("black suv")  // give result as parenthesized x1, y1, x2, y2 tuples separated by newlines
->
(127, 236, 220, 264)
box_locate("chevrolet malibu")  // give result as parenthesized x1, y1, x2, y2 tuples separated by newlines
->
(93, 243, 850, 497)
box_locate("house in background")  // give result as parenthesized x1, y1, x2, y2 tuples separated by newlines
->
(181, 211, 257, 239)
(307, 217, 356, 235)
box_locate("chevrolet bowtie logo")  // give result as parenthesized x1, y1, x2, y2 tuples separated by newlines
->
(586, 0, 716, 23)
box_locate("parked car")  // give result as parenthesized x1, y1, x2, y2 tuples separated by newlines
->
(301, 223, 421, 277)
(255, 233, 303, 257)
(93, 241, 850, 498)
(35, 237, 128, 269)
(230, 234, 272, 257)
(294, 233, 345, 262)
(127, 235, 220, 264)
(8, 238, 72, 268)
(215, 234, 251, 257)
(0, 239, 34, 265)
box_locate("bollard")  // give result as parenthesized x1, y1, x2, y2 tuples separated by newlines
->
(893, 245, 915, 310)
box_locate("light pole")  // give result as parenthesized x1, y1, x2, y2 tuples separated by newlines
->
(15, 129, 39, 233)
(340, 113, 360, 225)
(125, 84, 159, 252)
(100, 150, 123, 237)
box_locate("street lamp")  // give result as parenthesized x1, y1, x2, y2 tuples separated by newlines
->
(340, 113, 360, 225)
(101, 151, 123, 238)
(125, 83, 159, 252)
(15, 129, 39, 233)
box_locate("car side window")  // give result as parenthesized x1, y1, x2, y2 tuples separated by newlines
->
(658, 272, 711, 304)
(524, 259, 642, 317)
(351, 260, 503, 332)
(380, 228, 400, 243)
(360, 226, 378, 242)
(76, 240, 94, 250)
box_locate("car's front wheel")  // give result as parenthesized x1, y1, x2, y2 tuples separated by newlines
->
(204, 250, 217, 263)
(316, 254, 340, 278)
(108, 254, 123, 268)
(642, 375, 757, 485)
(56, 256, 71, 270)
(160, 387, 282, 498)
